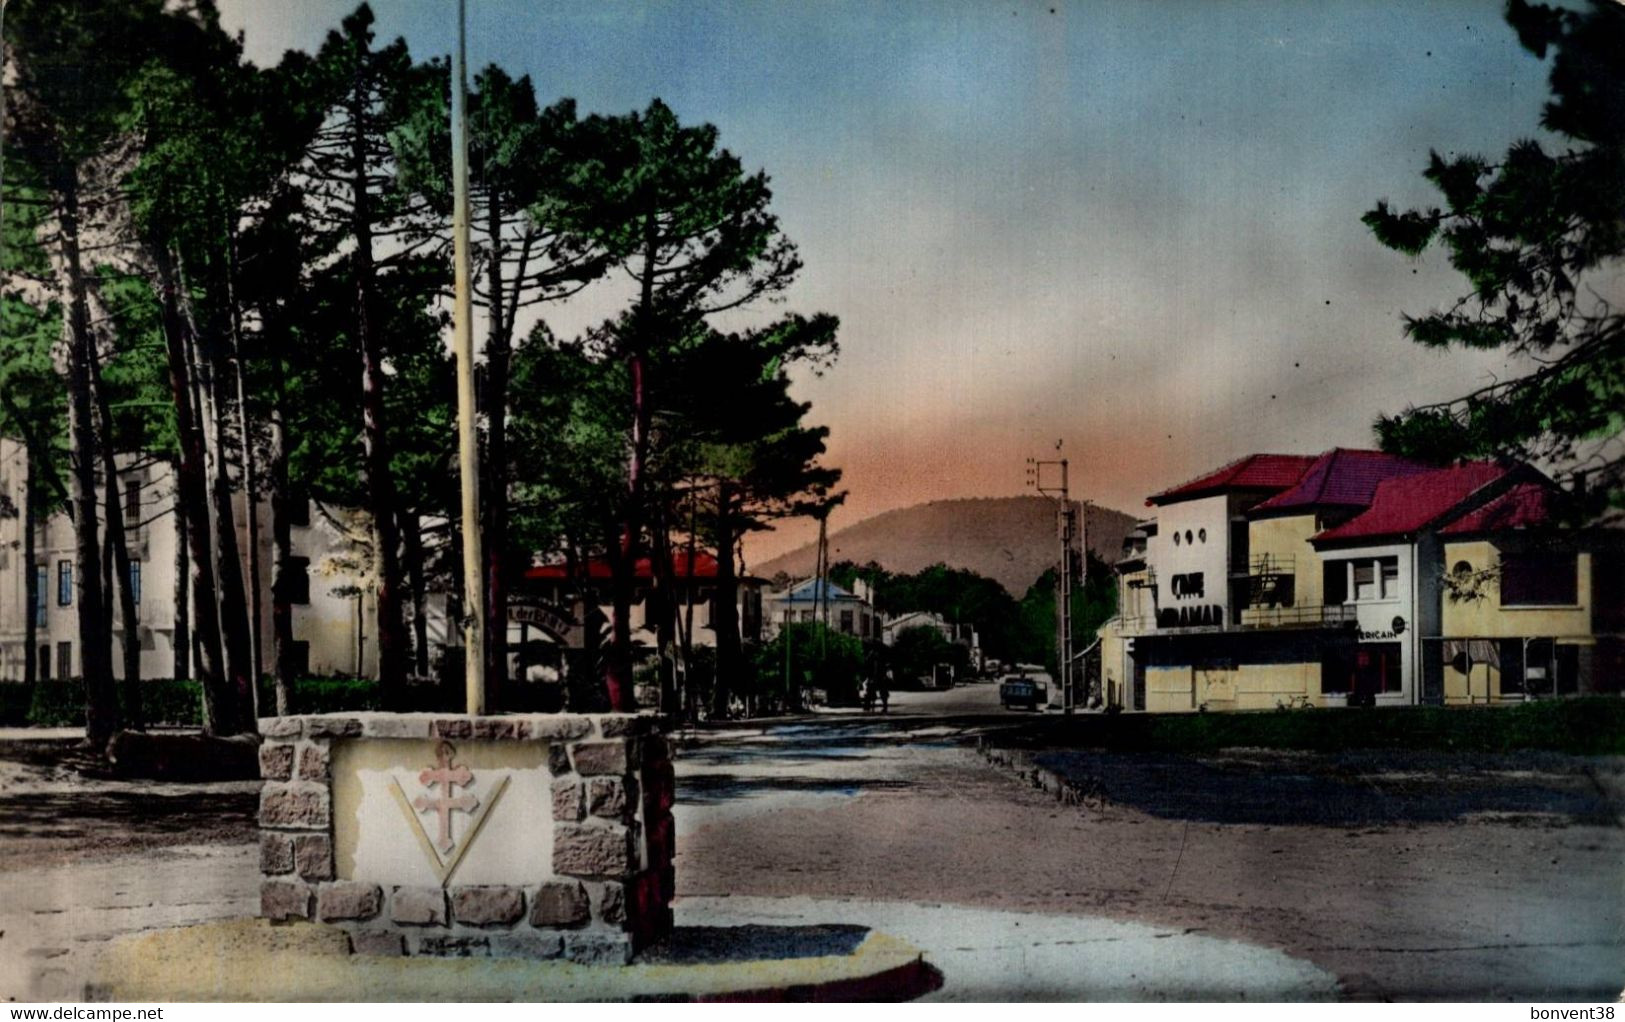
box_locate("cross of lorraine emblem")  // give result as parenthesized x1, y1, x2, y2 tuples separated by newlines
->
(389, 741, 511, 885)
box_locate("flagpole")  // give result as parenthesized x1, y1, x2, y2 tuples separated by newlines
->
(451, 0, 485, 714)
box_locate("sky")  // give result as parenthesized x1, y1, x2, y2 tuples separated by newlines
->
(218, 0, 1554, 564)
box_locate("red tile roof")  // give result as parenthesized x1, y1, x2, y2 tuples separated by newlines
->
(1439, 481, 1559, 535)
(526, 551, 723, 581)
(1147, 453, 1319, 506)
(1252, 448, 1435, 516)
(1311, 462, 1510, 545)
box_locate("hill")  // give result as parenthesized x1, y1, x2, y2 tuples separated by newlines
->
(753, 496, 1138, 596)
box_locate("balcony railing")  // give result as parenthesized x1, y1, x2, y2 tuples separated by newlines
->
(1239, 603, 1356, 630)
(1249, 553, 1295, 576)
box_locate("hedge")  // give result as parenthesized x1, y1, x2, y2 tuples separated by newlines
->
(0, 675, 471, 728)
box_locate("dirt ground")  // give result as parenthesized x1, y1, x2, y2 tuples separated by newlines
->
(0, 739, 258, 872)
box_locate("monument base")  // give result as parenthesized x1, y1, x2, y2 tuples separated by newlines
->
(256, 713, 674, 964)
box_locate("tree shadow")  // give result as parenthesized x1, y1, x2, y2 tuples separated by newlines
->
(1036, 749, 1620, 827)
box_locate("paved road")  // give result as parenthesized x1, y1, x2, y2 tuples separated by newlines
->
(3, 689, 1619, 1001)
(675, 695, 1625, 1001)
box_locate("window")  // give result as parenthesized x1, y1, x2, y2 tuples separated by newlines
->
(1340, 556, 1400, 603)
(57, 560, 72, 606)
(799, 609, 813, 623)
(1500, 551, 1577, 606)
(287, 640, 310, 678)
(56, 642, 71, 680)
(34, 566, 46, 625)
(129, 562, 141, 610)
(1323, 562, 1347, 606)
(38, 644, 50, 681)
(840, 609, 854, 634)
(285, 557, 311, 605)
(124, 479, 141, 520)
(1353, 563, 1376, 601)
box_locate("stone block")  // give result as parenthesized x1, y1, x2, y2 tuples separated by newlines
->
(488, 933, 565, 959)
(563, 932, 633, 966)
(451, 885, 525, 927)
(570, 740, 628, 776)
(259, 833, 293, 875)
(259, 784, 329, 829)
(296, 744, 329, 781)
(594, 880, 626, 926)
(531, 717, 591, 741)
(349, 930, 405, 956)
(553, 823, 632, 877)
(261, 717, 302, 739)
(551, 777, 584, 822)
(317, 881, 382, 922)
(430, 718, 472, 739)
(415, 934, 489, 958)
(390, 886, 447, 926)
(473, 719, 529, 741)
(307, 717, 363, 738)
(293, 833, 333, 881)
(258, 743, 294, 781)
(529, 880, 590, 928)
(361, 716, 431, 740)
(598, 715, 651, 738)
(261, 880, 312, 921)
(587, 776, 632, 819)
(547, 745, 572, 776)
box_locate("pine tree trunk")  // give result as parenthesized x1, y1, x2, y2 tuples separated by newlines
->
(226, 231, 266, 697)
(651, 504, 678, 715)
(349, 87, 409, 703)
(267, 366, 294, 716)
(153, 245, 234, 734)
(56, 164, 118, 746)
(172, 480, 190, 681)
(711, 485, 742, 720)
(403, 510, 429, 678)
(480, 199, 509, 707)
(191, 287, 258, 734)
(22, 451, 37, 688)
(91, 346, 143, 729)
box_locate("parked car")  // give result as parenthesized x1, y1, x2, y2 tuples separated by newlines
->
(999, 674, 1046, 710)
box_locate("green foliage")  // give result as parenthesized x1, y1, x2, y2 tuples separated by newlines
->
(22, 678, 202, 727)
(1364, 0, 1625, 519)
(888, 624, 967, 687)
(1019, 556, 1118, 677)
(751, 622, 866, 708)
(831, 561, 1026, 661)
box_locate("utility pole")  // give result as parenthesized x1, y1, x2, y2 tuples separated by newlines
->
(451, 0, 485, 713)
(1027, 451, 1074, 714)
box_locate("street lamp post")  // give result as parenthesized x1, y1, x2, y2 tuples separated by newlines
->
(1027, 452, 1075, 714)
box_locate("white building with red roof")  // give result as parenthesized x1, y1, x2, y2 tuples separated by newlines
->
(1103, 447, 1620, 712)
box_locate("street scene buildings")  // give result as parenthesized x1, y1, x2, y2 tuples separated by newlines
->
(1100, 450, 1624, 713)
(1, 0, 1622, 1006)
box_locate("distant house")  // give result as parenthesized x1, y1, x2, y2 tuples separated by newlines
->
(881, 609, 980, 667)
(521, 551, 764, 659)
(762, 578, 877, 641)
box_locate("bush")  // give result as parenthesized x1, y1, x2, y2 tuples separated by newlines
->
(0, 682, 35, 726)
